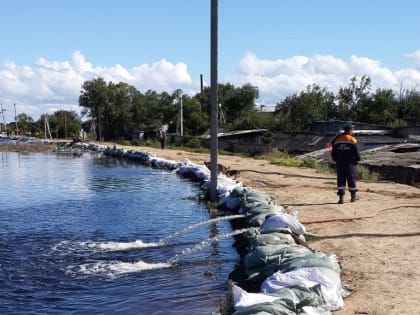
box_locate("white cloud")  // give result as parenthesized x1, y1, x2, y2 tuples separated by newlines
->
(0, 53, 194, 121)
(405, 50, 420, 70)
(0, 51, 419, 121)
(229, 53, 420, 106)
(131, 59, 191, 92)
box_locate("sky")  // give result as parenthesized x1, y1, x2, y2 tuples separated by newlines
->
(0, 0, 419, 121)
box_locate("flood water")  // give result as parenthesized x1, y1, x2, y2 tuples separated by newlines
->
(0, 151, 237, 314)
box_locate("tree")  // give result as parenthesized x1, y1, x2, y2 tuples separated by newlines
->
(397, 87, 420, 125)
(181, 96, 209, 135)
(336, 75, 372, 120)
(15, 113, 35, 136)
(222, 83, 259, 123)
(365, 88, 398, 126)
(48, 110, 81, 139)
(275, 84, 335, 131)
(79, 77, 108, 140)
(105, 82, 138, 140)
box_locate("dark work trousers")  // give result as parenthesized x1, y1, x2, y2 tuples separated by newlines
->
(336, 163, 357, 196)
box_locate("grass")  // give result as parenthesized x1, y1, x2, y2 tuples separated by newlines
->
(357, 165, 381, 181)
(0, 142, 55, 152)
(255, 150, 384, 182)
(256, 150, 332, 172)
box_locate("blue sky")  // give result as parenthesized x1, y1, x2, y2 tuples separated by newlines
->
(0, 0, 419, 121)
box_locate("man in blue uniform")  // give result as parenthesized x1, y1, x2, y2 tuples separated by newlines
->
(331, 123, 361, 204)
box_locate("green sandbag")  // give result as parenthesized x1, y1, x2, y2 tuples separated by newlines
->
(244, 245, 312, 271)
(247, 212, 277, 227)
(277, 253, 341, 274)
(237, 187, 275, 208)
(233, 299, 297, 315)
(245, 203, 284, 215)
(269, 285, 325, 310)
(248, 231, 296, 248)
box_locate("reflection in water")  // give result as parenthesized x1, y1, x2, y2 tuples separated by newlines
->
(0, 152, 237, 315)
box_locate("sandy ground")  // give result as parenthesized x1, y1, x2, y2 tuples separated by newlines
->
(118, 145, 420, 315)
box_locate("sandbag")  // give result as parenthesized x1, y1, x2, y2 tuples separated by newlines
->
(275, 252, 341, 274)
(261, 267, 345, 312)
(244, 245, 312, 272)
(261, 212, 306, 235)
(247, 231, 296, 248)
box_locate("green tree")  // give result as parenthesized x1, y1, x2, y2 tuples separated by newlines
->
(181, 95, 209, 135)
(336, 75, 372, 120)
(222, 83, 259, 123)
(275, 84, 335, 131)
(49, 110, 81, 139)
(397, 87, 420, 125)
(16, 113, 35, 136)
(79, 77, 108, 140)
(106, 82, 138, 140)
(365, 88, 398, 126)
(196, 83, 259, 129)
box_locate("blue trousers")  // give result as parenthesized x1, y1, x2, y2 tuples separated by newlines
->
(336, 164, 357, 196)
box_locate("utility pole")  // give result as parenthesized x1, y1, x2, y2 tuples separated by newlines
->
(210, 0, 218, 201)
(180, 90, 184, 137)
(0, 104, 5, 133)
(14, 103, 19, 136)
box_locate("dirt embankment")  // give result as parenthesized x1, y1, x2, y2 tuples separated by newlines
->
(118, 145, 420, 315)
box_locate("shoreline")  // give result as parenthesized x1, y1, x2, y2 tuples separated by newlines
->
(3, 141, 420, 314)
(115, 144, 420, 315)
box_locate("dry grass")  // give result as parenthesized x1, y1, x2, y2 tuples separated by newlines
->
(0, 143, 55, 153)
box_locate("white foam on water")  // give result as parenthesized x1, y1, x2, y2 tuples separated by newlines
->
(52, 239, 161, 252)
(72, 260, 172, 278)
(92, 240, 161, 251)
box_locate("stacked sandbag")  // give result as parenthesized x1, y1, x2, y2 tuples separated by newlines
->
(220, 186, 349, 315)
(103, 148, 243, 199)
(101, 148, 349, 314)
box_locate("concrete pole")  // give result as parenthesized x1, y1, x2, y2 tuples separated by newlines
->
(14, 103, 19, 136)
(210, 0, 218, 201)
(180, 90, 183, 137)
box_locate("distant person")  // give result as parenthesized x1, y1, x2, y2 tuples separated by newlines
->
(331, 123, 360, 204)
(159, 127, 166, 149)
(67, 136, 81, 148)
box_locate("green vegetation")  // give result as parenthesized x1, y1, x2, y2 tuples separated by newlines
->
(256, 150, 332, 172)
(1, 75, 418, 144)
(357, 165, 381, 181)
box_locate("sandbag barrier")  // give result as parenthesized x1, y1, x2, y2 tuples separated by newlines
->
(98, 145, 349, 315)
(217, 187, 349, 315)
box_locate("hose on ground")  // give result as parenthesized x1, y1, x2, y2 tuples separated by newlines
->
(305, 231, 420, 240)
(302, 204, 420, 239)
(301, 205, 419, 225)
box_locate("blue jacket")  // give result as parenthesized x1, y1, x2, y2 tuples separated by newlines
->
(332, 135, 360, 167)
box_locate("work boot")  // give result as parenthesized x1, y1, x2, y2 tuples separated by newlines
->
(350, 192, 356, 202)
(338, 195, 344, 204)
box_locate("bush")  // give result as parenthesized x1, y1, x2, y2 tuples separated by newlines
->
(357, 165, 380, 181)
(183, 136, 203, 149)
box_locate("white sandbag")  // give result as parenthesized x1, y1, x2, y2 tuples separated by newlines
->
(232, 284, 279, 311)
(261, 212, 306, 235)
(261, 267, 344, 312)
